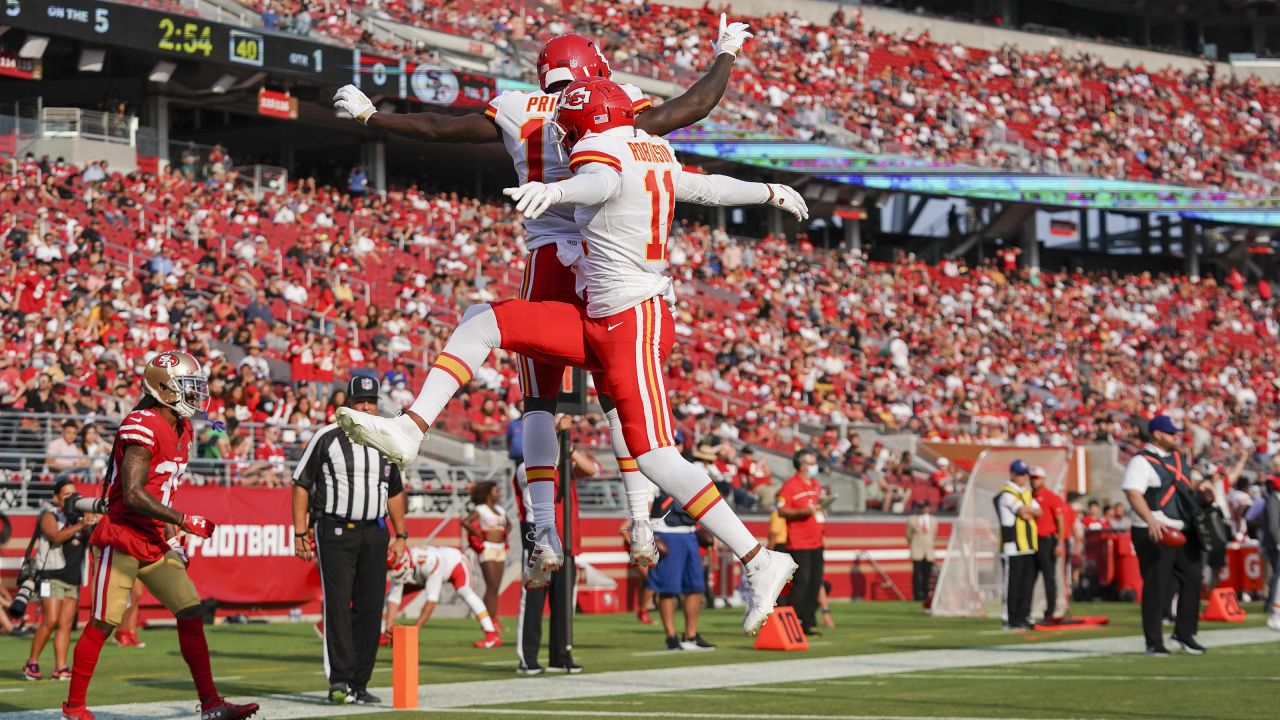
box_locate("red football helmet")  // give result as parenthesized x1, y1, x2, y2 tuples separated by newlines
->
(552, 78, 635, 150)
(538, 33, 611, 93)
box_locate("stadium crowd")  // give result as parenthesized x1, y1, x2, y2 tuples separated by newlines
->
(237, 0, 1279, 194)
(2, 155, 1279, 512)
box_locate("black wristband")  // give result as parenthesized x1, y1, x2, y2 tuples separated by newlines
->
(396, 532, 409, 540)
(294, 532, 309, 538)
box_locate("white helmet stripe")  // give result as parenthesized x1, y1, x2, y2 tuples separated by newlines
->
(542, 67, 577, 89)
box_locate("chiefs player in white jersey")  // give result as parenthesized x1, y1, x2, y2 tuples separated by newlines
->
(333, 18, 752, 587)
(337, 78, 805, 636)
(385, 545, 500, 648)
(60, 351, 257, 720)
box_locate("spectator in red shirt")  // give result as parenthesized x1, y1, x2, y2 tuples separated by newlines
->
(253, 424, 288, 486)
(469, 398, 504, 445)
(1082, 500, 1106, 531)
(1030, 466, 1066, 620)
(738, 445, 773, 497)
(776, 449, 828, 636)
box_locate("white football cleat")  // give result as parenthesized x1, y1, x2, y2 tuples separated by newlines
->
(629, 520, 659, 569)
(741, 549, 798, 636)
(335, 409, 423, 466)
(524, 526, 564, 589)
(1267, 615, 1280, 632)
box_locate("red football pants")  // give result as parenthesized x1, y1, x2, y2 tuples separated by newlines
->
(492, 295, 675, 455)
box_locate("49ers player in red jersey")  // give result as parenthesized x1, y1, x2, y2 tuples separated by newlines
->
(333, 17, 752, 588)
(60, 351, 257, 720)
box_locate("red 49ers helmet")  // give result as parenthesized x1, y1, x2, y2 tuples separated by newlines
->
(538, 33, 611, 93)
(552, 77, 635, 150)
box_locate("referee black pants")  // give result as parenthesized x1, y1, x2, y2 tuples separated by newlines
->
(1034, 535, 1059, 618)
(517, 521, 574, 670)
(1002, 553, 1036, 628)
(1132, 527, 1201, 650)
(316, 517, 389, 692)
(788, 547, 824, 633)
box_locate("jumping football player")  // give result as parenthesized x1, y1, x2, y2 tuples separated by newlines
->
(338, 77, 806, 635)
(60, 351, 258, 720)
(333, 17, 753, 586)
(386, 545, 502, 648)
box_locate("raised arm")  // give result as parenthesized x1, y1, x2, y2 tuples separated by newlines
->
(634, 15, 752, 136)
(333, 86, 501, 144)
(503, 163, 623, 218)
(676, 173, 810, 220)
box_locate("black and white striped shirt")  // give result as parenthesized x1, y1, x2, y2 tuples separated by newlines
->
(292, 423, 403, 522)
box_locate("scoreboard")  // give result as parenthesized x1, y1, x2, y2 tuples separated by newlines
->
(4, 0, 349, 84)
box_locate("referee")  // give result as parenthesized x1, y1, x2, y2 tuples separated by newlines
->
(293, 375, 408, 705)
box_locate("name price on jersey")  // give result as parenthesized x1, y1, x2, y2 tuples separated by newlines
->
(156, 17, 213, 57)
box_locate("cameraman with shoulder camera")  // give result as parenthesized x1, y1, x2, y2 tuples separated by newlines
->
(22, 478, 94, 681)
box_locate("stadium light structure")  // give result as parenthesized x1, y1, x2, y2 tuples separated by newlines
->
(18, 35, 48, 60)
(210, 74, 236, 94)
(78, 48, 106, 73)
(148, 61, 177, 84)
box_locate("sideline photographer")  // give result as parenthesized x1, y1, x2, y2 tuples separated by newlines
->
(20, 478, 95, 681)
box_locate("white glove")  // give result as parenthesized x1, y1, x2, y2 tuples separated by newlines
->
(503, 182, 564, 219)
(711, 13, 752, 57)
(333, 84, 376, 124)
(766, 184, 809, 221)
(168, 535, 190, 568)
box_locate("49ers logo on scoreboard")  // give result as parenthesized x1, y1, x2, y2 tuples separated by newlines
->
(560, 87, 591, 111)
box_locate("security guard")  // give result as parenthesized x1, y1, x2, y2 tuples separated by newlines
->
(994, 460, 1040, 629)
(293, 375, 409, 704)
(1122, 415, 1205, 656)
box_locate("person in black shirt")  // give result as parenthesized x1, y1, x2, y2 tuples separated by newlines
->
(23, 478, 94, 681)
(292, 376, 408, 705)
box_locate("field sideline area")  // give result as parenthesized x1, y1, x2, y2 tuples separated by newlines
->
(0, 602, 1273, 719)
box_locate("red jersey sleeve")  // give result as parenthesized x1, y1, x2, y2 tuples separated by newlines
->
(116, 410, 161, 451)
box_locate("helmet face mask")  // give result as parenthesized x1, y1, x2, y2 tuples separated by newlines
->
(144, 351, 209, 419)
(389, 551, 414, 584)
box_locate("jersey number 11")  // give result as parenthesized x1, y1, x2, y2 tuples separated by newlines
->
(644, 169, 675, 262)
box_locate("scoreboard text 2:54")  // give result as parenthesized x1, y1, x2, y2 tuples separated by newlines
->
(5, 0, 348, 83)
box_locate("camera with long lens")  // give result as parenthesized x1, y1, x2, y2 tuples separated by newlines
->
(63, 494, 108, 526)
(7, 563, 36, 619)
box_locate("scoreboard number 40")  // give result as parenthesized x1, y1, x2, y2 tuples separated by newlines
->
(230, 29, 265, 67)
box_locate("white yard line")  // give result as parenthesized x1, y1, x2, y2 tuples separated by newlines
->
(870, 634, 935, 643)
(445, 707, 1095, 712)
(0, 627, 1273, 720)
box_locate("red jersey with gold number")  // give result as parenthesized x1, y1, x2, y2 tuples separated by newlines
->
(90, 408, 192, 563)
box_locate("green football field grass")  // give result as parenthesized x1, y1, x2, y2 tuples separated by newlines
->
(0, 600, 1273, 718)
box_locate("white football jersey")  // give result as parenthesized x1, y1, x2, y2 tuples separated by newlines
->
(401, 545, 463, 587)
(567, 128, 683, 318)
(486, 85, 651, 251)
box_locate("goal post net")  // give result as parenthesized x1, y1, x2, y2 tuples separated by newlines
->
(931, 446, 1071, 619)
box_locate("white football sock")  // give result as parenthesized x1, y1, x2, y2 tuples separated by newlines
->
(522, 410, 559, 533)
(407, 304, 500, 425)
(456, 586, 495, 632)
(607, 408, 649, 521)
(636, 446, 759, 559)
